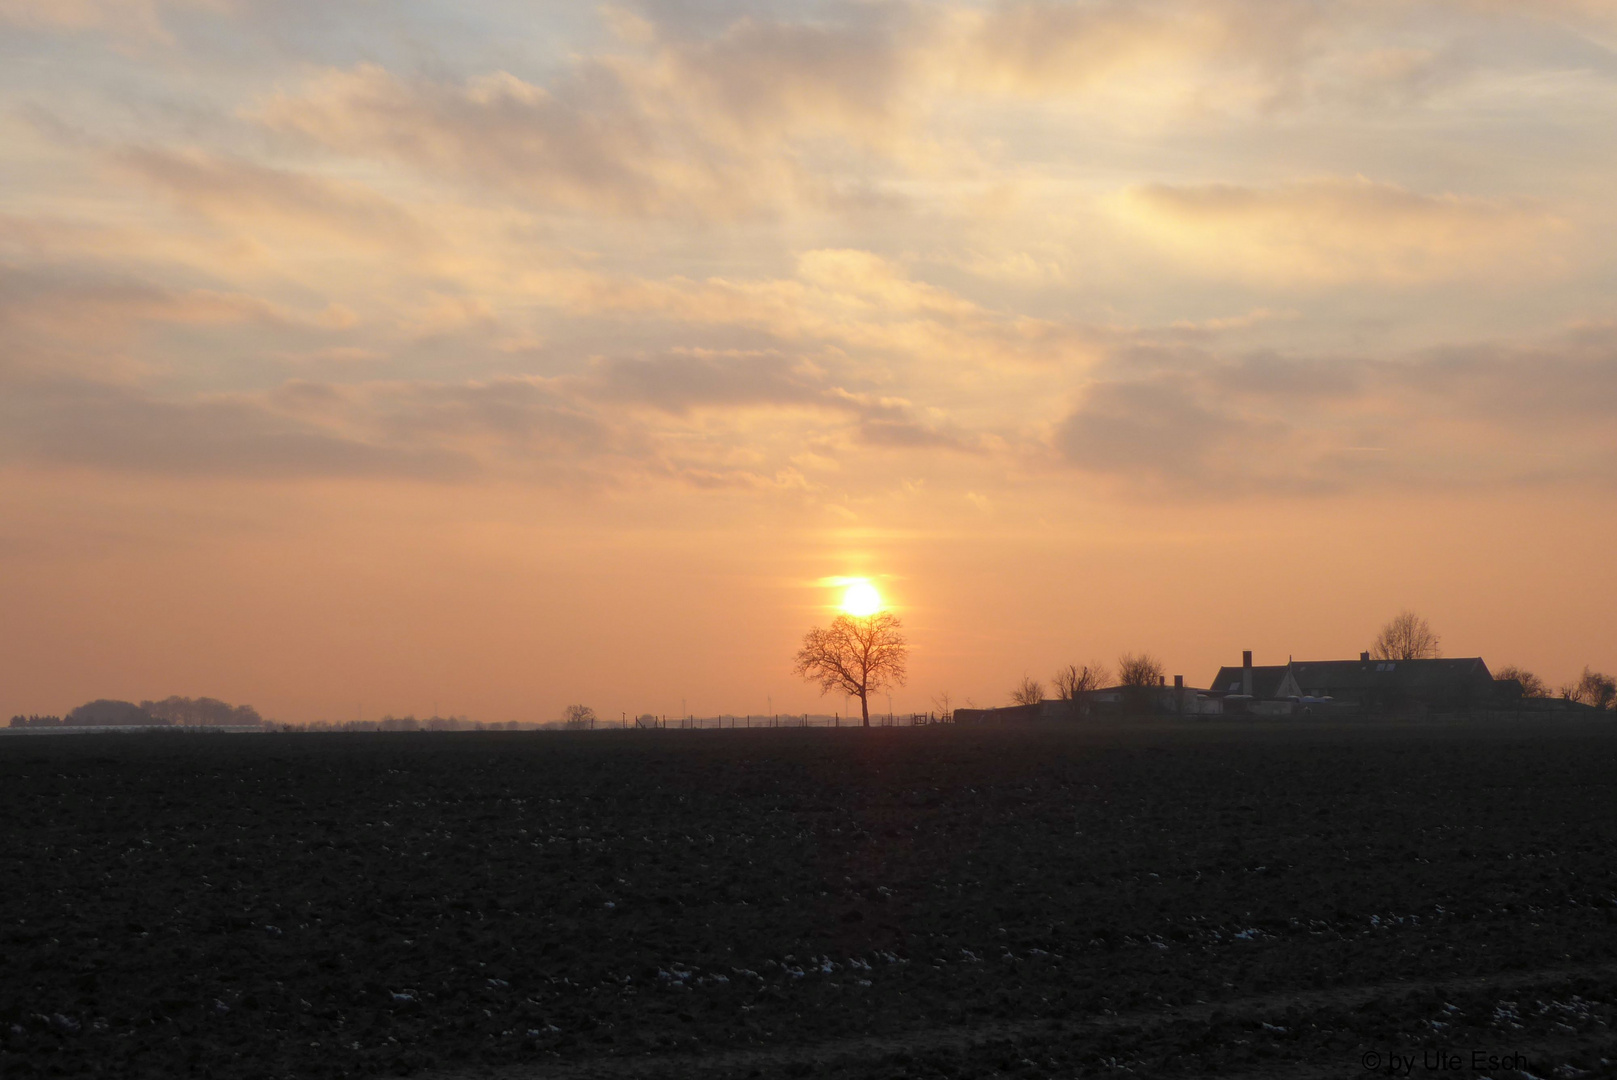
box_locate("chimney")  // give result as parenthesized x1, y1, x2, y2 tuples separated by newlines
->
(1242, 650, 1253, 697)
(1174, 675, 1183, 689)
(1360, 651, 1370, 662)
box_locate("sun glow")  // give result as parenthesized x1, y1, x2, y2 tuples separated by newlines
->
(840, 579, 883, 616)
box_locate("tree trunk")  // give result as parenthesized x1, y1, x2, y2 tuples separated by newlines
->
(860, 692, 869, 727)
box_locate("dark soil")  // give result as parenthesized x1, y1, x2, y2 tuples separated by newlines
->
(2, 718, 1615, 1078)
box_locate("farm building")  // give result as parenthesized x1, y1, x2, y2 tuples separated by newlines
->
(1208, 651, 1300, 699)
(1206, 650, 1502, 713)
(961, 650, 1518, 724)
(1286, 654, 1497, 712)
(954, 677, 1220, 724)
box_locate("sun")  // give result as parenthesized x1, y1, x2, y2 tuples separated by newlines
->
(840, 579, 883, 616)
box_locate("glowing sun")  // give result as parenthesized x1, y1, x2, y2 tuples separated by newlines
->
(841, 580, 883, 616)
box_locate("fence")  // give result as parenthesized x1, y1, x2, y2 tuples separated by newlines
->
(626, 712, 951, 730)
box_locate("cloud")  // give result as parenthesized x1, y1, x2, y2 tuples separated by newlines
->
(652, 11, 918, 144)
(571, 350, 982, 453)
(579, 351, 824, 414)
(351, 379, 615, 464)
(952, 0, 1326, 98)
(1116, 177, 1564, 284)
(254, 61, 810, 219)
(0, 265, 311, 385)
(1055, 378, 1310, 493)
(0, 379, 475, 481)
(113, 147, 427, 251)
(856, 416, 978, 451)
(556, 250, 1096, 370)
(0, 344, 984, 489)
(5, 0, 1616, 508)
(249, 8, 938, 221)
(243, 4, 1617, 233)
(0, 370, 653, 484)
(1054, 327, 1617, 495)
(0, 0, 219, 38)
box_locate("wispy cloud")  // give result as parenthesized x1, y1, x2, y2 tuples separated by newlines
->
(1115, 177, 1565, 284)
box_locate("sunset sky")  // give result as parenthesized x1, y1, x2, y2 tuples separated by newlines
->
(3, 1, 1615, 723)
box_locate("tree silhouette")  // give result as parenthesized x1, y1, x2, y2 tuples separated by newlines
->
(1494, 665, 1549, 699)
(794, 612, 908, 727)
(1010, 676, 1044, 706)
(1117, 653, 1164, 687)
(1052, 663, 1109, 717)
(1371, 611, 1441, 660)
(1564, 667, 1616, 711)
(561, 704, 597, 729)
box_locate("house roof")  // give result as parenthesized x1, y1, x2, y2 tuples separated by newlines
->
(1208, 665, 1292, 698)
(1287, 657, 1492, 696)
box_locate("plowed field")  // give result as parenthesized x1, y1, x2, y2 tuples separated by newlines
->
(3, 719, 1615, 1078)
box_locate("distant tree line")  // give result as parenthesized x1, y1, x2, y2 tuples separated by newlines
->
(9, 696, 268, 729)
(9, 714, 64, 728)
(9, 700, 158, 727)
(140, 696, 262, 727)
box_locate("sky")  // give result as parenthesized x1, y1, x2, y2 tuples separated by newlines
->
(2, 0, 1615, 723)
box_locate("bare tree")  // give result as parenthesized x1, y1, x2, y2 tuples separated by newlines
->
(1010, 676, 1044, 706)
(1371, 611, 1441, 660)
(561, 704, 597, 729)
(931, 690, 953, 721)
(1052, 663, 1109, 717)
(1494, 665, 1549, 699)
(795, 612, 908, 727)
(1053, 663, 1109, 698)
(1563, 667, 1617, 710)
(1117, 653, 1165, 687)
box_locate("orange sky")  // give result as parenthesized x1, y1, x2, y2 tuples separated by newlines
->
(2, 2, 1615, 722)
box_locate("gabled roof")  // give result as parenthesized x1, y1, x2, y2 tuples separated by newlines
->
(1288, 657, 1492, 696)
(1208, 665, 1292, 698)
